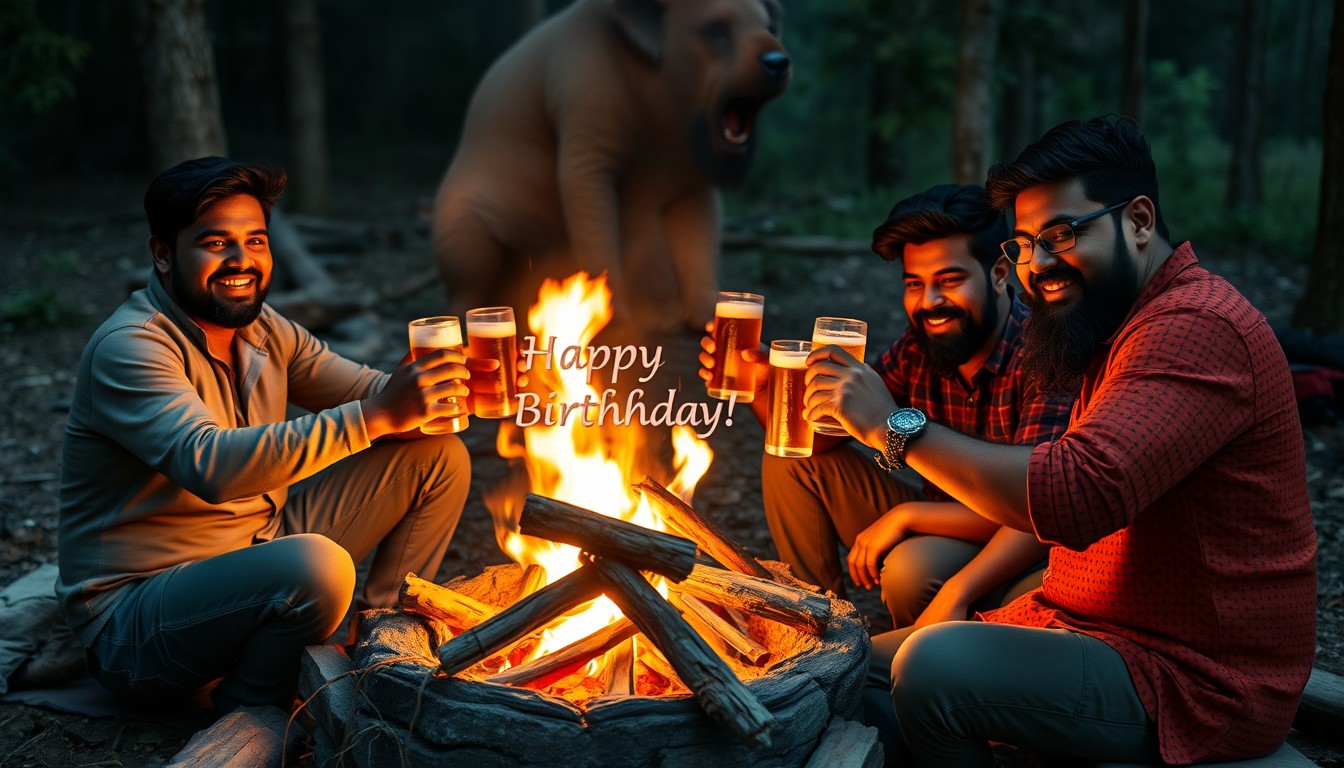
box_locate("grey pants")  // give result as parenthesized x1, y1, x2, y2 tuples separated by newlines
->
(761, 445, 1041, 625)
(86, 434, 470, 714)
(864, 623, 1160, 766)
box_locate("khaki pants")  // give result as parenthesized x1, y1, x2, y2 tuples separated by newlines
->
(761, 445, 1042, 625)
(86, 435, 470, 714)
(864, 623, 1160, 766)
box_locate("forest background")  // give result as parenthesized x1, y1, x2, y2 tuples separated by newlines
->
(1, 1, 1343, 766)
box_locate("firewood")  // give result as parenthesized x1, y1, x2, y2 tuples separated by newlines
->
(512, 563, 547, 602)
(597, 638, 636, 696)
(519, 493, 698, 581)
(437, 565, 606, 676)
(400, 572, 498, 629)
(486, 618, 639, 688)
(675, 564, 831, 636)
(634, 476, 774, 580)
(166, 705, 300, 768)
(675, 593, 770, 666)
(803, 717, 884, 768)
(590, 556, 775, 748)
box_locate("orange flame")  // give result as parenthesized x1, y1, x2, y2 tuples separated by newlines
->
(496, 272, 713, 682)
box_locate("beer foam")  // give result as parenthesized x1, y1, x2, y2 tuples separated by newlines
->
(716, 300, 764, 320)
(468, 320, 517, 337)
(769, 347, 810, 369)
(410, 322, 463, 347)
(812, 331, 864, 347)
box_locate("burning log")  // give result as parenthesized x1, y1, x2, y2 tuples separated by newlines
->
(675, 564, 832, 636)
(519, 493, 698, 581)
(590, 556, 775, 748)
(437, 566, 606, 676)
(635, 476, 774, 581)
(675, 593, 770, 666)
(400, 572, 498, 629)
(487, 618, 639, 688)
(597, 638, 636, 696)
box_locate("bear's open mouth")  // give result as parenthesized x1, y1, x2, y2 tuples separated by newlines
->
(720, 98, 762, 148)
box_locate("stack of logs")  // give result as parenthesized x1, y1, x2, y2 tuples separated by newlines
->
(398, 478, 836, 748)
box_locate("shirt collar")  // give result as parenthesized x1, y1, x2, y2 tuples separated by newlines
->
(1105, 241, 1199, 344)
(981, 287, 1027, 376)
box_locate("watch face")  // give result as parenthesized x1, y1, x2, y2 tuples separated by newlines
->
(889, 408, 926, 434)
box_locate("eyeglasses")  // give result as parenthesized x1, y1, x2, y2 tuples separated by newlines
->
(1000, 199, 1132, 264)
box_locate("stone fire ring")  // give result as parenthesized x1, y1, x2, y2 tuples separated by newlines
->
(327, 563, 871, 767)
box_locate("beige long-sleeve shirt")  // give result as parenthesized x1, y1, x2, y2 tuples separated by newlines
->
(57, 275, 389, 644)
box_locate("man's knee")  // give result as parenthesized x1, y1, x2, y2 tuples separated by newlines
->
(272, 534, 356, 620)
(879, 537, 948, 627)
(891, 623, 977, 721)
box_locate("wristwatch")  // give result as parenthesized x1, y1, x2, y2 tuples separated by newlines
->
(874, 407, 927, 472)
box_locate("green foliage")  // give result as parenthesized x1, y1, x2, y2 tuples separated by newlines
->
(0, 0, 89, 115)
(0, 288, 76, 330)
(1146, 60, 1320, 258)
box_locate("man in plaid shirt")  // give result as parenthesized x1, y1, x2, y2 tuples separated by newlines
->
(811, 118, 1315, 765)
(699, 184, 1073, 636)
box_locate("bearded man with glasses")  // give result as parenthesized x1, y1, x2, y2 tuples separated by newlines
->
(809, 116, 1315, 765)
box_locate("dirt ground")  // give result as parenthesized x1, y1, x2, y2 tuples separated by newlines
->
(2, 172, 1341, 766)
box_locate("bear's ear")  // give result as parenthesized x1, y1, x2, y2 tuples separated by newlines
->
(608, 0, 664, 63)
(763, 0, 783, 38)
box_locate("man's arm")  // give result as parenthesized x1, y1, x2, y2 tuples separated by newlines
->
(805, 344, 1035, 530)
(913, 526, 1047, 627)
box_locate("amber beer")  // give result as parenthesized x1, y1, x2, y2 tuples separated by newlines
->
(707, 292, 765, 403)
(766, 340, 814, 458)
(465, 307, 519, 418)
(810, 317, 867, 436)
(407, 316, 469, 434)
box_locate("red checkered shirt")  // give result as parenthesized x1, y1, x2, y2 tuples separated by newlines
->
(983, 243, 1317, 763)
(872, 291, 1074, 500)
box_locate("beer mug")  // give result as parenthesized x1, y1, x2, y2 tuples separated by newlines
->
(707, 291, 764, 403)
(465, 306, 519, 418)
(407, 316, 470, 434)
(765, 340, 814, 458)
(810, 317, 867, 436)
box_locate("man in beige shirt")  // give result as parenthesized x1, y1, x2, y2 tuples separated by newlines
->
(59, 157, 476, 715)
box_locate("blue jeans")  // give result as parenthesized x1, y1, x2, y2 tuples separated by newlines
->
(87, 435, 469, 714)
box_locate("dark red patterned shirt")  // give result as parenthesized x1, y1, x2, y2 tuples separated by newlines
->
(873, 291, 1074, 500)
(983, 243, 1317, 763)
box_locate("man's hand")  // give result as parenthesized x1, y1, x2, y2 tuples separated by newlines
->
(804, 345, 895, 451)
(912, 581, 973, 628)
(361, 348, 481, 440)
(847, 506, 911, 590)
(697, 319, 768, 401)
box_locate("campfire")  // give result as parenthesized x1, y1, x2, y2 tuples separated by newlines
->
(298, 274, 875, 767)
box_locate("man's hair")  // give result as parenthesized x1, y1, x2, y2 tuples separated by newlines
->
(144, 156, 287, 246)
(985, 115, 1170, 242)
(871, 183, 1007, 269)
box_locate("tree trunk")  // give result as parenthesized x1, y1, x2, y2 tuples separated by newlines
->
(1293, 0, 1344, 336)
(953, 0, 1000, 184)
(1226, 0, 1268, 211)
(283, 0, 330, 215)
(998, 35, 1036, 162)
(131, 0, 226, 173)
(865, 3, 905, 188)
(1122, 0, 1148, 124)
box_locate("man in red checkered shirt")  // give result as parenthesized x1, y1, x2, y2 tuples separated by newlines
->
(810, 117, 1316, 765)
(698, 184, 1074, 635)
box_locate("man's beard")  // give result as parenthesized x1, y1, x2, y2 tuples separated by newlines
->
(1019, 226, 1140, 395)
(170, 264, 269, 329)
(910, 279, 998, 375)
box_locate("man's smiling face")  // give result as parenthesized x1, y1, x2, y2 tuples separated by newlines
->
(1011, 179, 1141, 394)
(163, 194, 273, 330)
